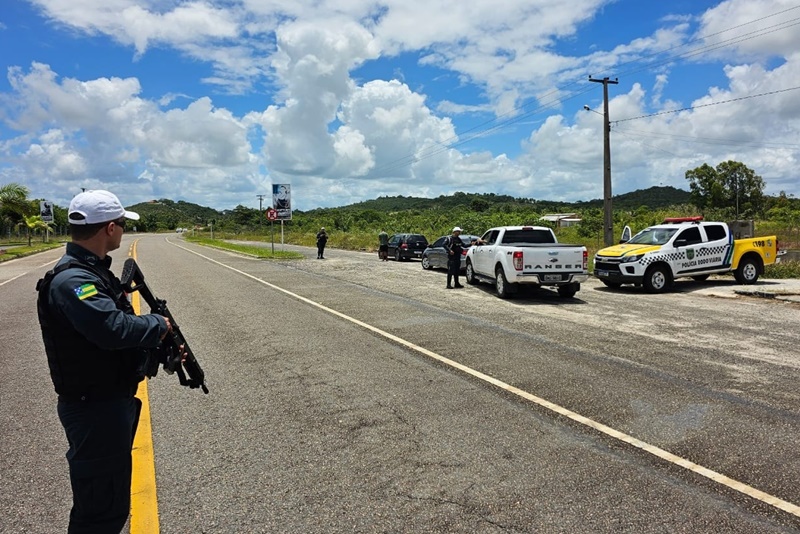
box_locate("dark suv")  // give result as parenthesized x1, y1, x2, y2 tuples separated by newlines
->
(387, 233, 429, 261)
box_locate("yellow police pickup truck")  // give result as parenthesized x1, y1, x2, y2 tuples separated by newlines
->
(593, 217, 779, 293)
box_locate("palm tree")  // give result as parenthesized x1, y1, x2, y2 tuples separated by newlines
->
(1, 183, 31, 239)
(0, 183, 30, 215)
(17, 214, 53, 246)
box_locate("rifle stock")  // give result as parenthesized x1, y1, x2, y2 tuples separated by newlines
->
(121, 258, 209, 394)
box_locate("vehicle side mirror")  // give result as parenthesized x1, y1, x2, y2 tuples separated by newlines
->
(618, 239, 628, 244)
(674, 239, 687, 248)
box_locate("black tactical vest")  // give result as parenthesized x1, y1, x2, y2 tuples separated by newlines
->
(36, 260, 146, 399)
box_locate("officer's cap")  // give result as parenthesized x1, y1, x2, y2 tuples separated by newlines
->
(68, 190, 140, 225)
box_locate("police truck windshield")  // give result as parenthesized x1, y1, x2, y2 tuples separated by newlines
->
(627, 227, 679, 246)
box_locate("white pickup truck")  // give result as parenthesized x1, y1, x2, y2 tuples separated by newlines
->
(464, 226, 589, 298)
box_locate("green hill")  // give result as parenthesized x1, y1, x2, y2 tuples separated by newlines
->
(120, 186, 692, 232)
(126, 199, 221, 230)
(321, 186, 690, 213)
(574, 186, 691, 211)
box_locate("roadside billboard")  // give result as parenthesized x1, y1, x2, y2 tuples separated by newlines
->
(40, 201, 54, 222)
(272, 184, 292, 220)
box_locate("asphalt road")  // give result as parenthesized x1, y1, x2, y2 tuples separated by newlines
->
(3, 234, 800, 533)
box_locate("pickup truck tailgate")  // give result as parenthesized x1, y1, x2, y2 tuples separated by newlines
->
(521, 245, 586, 280)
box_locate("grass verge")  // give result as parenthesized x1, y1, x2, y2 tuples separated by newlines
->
(765, 259, 800, 279)
(0, 242, 64, 263)
(184, 236, 305, 259)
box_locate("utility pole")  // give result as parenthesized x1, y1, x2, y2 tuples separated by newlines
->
(256, 194, 266, 233)
(589, 76, 618, 246)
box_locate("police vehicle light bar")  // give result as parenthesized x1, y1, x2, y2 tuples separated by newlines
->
(662, 216, 703, 224)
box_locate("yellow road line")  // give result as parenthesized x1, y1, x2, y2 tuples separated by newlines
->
(128, 240, 160, 533)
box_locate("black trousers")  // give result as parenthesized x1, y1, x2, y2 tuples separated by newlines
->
(317, 243, 326, 258)
(57, 396, 142, 534)
(447, 260, 461, 287)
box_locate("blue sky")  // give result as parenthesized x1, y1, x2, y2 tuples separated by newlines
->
(1, 0, 799, 211)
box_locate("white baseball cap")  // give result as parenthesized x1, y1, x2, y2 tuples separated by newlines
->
(452, 226, 463, 232)
(68, 190, 140, 225)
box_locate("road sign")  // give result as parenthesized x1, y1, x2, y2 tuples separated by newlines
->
(266, 208, 278, 221)
(40, 201, 54, 223)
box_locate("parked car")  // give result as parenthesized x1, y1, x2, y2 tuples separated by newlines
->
(421, 235, 481, 271)
(388, 233, 429, 261)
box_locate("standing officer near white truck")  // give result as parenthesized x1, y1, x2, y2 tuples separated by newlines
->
(444, 226, 466, 289)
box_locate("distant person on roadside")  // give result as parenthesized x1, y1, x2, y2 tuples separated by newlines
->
(444, 226, 465, 289)
(378, 230, 389, 261)
(35, 189, 172, 533)
(316, 227, 328, 259)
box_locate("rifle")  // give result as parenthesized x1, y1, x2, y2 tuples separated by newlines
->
(121, 258, 209, 394)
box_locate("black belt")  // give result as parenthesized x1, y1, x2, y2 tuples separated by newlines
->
(57, 389, 136, 403)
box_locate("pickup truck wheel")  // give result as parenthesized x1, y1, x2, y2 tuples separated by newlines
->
(495, 267, 516, 299)
(691, 274, 710, 282)
(601, 281, 622, 289)
(421, 256, 432, 270)
(734, 257, 760, 284)
(557, 283, 579, 298)
(643, 265, 672, 293)
(465, 261, 478, 284)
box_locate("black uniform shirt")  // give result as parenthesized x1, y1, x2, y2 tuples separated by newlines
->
(47, 243, 166, 351)
(445, 235, 464, 261)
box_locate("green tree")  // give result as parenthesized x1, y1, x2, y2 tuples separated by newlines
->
(142, 213, 159, 233)
(17, 214, 53, 246)
(470, 198, 490, 212)
(231, 205, 258, 229)
(577, 208, 603, 239)
(1, 183, 32, 238)
(0, 183, 30, 213)
(685, 160, 765, 218)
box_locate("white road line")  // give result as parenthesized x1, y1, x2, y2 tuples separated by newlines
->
(0, 272, 27, 287)
(172, 239, 800, 519)
(0, 259, 58, 287)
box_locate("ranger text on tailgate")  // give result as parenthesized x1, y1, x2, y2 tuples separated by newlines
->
(465, 226, 588, 299)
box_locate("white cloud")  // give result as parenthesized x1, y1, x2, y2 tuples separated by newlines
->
(2, 0, 799, 212)
(524, 49, 800, 201)
(30, 0, 240, 53)
(697, 0, 800, 59)
(1, 63, 258, 207)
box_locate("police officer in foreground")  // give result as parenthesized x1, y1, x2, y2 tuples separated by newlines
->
(36, 190, 171, 533)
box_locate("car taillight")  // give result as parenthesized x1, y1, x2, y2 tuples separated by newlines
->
(461, 249, 468, 256)
(583, 250, 588, 270)
(513, 250, 523, 270)
(401, 243, 408, 249)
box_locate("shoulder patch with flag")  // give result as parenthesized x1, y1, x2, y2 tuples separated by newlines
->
(74, 283, 98, 300)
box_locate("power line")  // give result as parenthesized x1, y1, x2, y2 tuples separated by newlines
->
(369, 6, 800, 175)
(614, 86, 800, 123)
(613, 17, 800, 81)
(613, 127, 800, 150)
